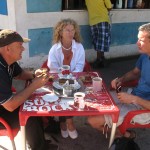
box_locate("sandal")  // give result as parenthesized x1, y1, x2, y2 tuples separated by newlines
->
(124, 130, 136, 139)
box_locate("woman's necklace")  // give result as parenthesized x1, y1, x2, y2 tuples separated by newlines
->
(61, 44, 72, 51)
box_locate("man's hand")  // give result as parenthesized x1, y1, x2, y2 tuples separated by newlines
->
(117, 92, 137, 104)
(34, 68, 48, 77)
(111, 77, 122, 89)
(31, 73, 49, 89)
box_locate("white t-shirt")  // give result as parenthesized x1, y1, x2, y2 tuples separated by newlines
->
(47, 40, 85, 73)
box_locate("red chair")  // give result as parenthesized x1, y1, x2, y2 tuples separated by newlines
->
(41, 59, 50, 71)
(119, 109, 150, 134)
(41, 59, 92, 72)
(83, 59, 92, 72)
(0, 87, 19, 150)
(110, 80, 150, 134)
(0, 117, 19, 150)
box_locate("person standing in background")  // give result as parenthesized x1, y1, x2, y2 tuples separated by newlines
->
(85, 0, 112, 68)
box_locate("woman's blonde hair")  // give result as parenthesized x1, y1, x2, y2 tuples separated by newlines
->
(52, 18, 82, 44)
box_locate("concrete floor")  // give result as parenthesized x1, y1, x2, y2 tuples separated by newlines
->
(1, 55, 150, 150)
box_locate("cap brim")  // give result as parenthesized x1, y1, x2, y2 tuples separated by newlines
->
(23, 38, 31, 43)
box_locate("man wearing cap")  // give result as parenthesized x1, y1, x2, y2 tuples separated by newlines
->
(0, 29, 58, 150)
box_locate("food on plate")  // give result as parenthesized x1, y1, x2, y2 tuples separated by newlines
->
(48, 75, 54, 82)
(85, 75, 92, 82)
(79, 75, 92, 82)
(59, 78, 74, 85)
(35, 68, 48, 78)
(41, 68, 48, 74)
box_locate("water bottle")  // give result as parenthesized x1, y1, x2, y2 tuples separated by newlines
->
(127, 0, 133, 8)
(116, 0, 122, 9)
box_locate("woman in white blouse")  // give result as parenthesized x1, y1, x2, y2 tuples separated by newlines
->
(47, 18, 85, 139)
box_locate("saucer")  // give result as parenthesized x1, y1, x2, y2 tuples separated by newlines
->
(58, 73, 74, 79)
(42, 93, 59, 102)
(53, 80, 81, 90)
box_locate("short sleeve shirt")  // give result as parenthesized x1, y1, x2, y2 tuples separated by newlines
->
(85, 0, 112, 25)
(0, 55, 22, 104)
(132, 54, 150, 100)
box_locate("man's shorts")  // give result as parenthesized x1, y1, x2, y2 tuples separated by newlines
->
(104, 91, 150, 128)
(90, 22, 111, 52)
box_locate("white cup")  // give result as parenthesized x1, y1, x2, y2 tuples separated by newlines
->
(63, 85, 73, 97)
(92, 77, 102, 92)
(74, 92, 85, 110)
(59, 65, 70, 74)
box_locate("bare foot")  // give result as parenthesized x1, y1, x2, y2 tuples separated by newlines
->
(66, 118, 76, 131)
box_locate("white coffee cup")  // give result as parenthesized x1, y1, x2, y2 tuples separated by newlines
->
(74, 92, 85, 110)
(63, 85, 73, 97)
(58, 65, 70, 74)
(92, 77, 102, 92)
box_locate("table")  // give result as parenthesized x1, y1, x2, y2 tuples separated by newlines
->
(19, 72, 119, 150)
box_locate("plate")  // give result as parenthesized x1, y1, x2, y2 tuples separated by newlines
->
(53, 79, 84, 98)
(52, 80, 81, 90)
(79, 73, 98, 83)
(58, 73, 74, 79)
(42, 93, 59, 102)
(79, 76, 92, 83)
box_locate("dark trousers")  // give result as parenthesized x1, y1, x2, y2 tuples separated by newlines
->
(59, 116, 73, 122)
(0, 107, 48, 150)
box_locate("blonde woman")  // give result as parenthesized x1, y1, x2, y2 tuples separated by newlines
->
(47, 18, 85, 139)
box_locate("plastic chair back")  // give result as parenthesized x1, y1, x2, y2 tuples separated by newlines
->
(119, 109, 150, 134)
(41, 60, 50, 71)
(0, 87, 18, 150)
(112, 80, 150, 134)
(83, 59, 92, 72)
(0, 117, 19, 150)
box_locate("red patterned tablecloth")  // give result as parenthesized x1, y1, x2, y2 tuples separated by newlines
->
(19, 72, 119, 125)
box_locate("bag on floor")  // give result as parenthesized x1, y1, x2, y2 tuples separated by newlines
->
(109, 137, 140, 150)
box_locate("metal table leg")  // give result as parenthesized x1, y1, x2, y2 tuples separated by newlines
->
(109, 123, 117, 148)
(21, 126, 26, 150)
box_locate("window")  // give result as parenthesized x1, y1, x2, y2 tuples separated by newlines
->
(62, 0, 86, 10)
(112, 0, 150, 9)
